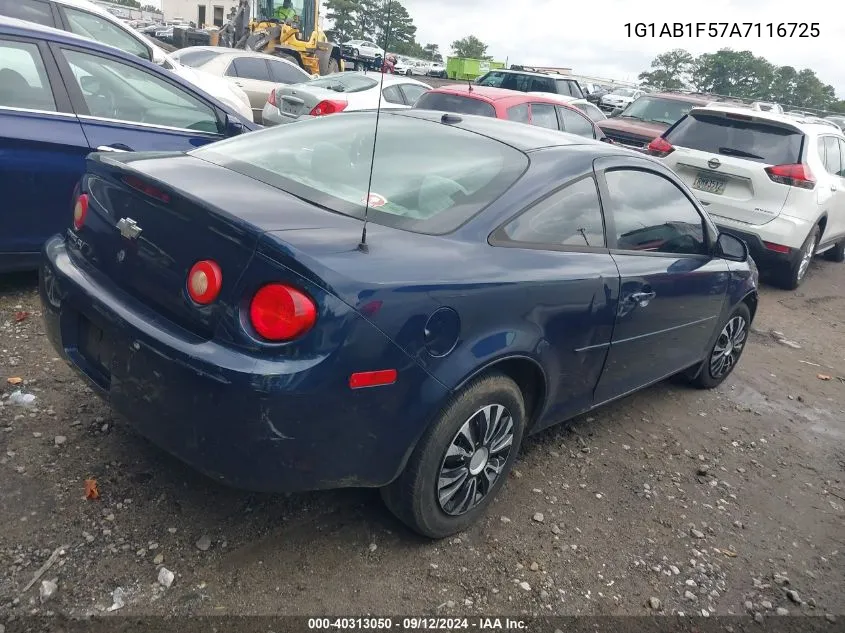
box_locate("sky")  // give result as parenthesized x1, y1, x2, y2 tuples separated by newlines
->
(398, 0, 844, 98)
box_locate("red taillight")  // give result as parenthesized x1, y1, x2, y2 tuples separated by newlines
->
(763, 241, 791, 254)
(122, 175, 171, 203)
(309, 99, 347, 116)
(73, 194, 88, 231)
(186, 260, 222, 305)
(765, 163, 815, 189)
(267, 88, 277, 107)
(249, 283, 317, 341)
(349, 369, 397, 389)
(646, 137, 674, 157)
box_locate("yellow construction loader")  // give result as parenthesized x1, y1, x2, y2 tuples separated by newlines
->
(232, 0, 342, 76)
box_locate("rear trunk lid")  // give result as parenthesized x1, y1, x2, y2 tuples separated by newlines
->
(72, 152, 357, 338)
(662, 109, 805, 225)
(274, 84, 346, 121)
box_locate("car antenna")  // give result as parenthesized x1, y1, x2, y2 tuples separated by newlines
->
(358, 0, 392, 253)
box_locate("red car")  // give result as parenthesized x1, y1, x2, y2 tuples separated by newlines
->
(414, 85, 609, 142)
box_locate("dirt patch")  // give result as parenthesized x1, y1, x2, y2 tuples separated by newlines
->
(1, 259, 843, 618)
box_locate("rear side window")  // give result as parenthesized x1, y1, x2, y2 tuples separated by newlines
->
(415, 92, 496, 117)
(605, 169, 707, 256)
(0, 0, 56, 27)
(0, 39, 56, 111)
(822, 136, 842, 176)
(382, 85, 403, 104)
(530, 103, 558, 130)
(507, 103, 529, 123)
(558, 107, 595, 138)
(268, 59, 309, 84)
(191, 112, 529, 235)
(666, 113, 803, 165)
(555, 79, 583, 98)
(501, 177, 605, 247)
(231, 57, 270, 81)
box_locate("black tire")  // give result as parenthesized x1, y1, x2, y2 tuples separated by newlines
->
(824, 239, 845, 263)
(381, 373, 526, 539)
(326, 57, 339, 75)
(689, 302, 751, 389)
(352, 48, 359, 58)
(773, 225, 819, 290)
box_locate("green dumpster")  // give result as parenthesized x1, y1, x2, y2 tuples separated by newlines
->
(446, 57, 505, 81)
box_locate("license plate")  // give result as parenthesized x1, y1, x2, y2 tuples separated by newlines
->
(281, 102, 299, 115)
(78, 317, 113, 376)
(693, 172, 727, 195)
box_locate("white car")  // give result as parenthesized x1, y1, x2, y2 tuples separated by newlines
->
(427, 61, 446, 78)
(527, 92, 606, 122)
(343, 39, 384, 60)
(600, 87, 645, 112)
(262, 71, 431, 125)
(649, 105, 845, 289)
(393, 58, 417, 76)
(0, 0, 253, 120)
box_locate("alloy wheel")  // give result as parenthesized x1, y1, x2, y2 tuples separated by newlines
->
(797, 235, 816, 282)
(437, 404, 515, 516)
(710, 315, 747, 379)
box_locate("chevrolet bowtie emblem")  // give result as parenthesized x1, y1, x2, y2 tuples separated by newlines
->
(116, 217, 142, 240)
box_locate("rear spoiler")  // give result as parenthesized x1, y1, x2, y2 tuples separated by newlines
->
(687, 107, 803, 134)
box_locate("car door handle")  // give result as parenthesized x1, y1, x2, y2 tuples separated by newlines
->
(832, 184, 838, 192)
(628, 291, 656, 307)
(234, 81, 244, 87)
(96, 144, 132, 152)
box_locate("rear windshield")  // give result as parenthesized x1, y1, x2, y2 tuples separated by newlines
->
(171, 49, 221, 67)
(305, 74, 377, 93)
(415, 92, 496, 118)
(665, 113, 803, 165)
(190, 112, 527, 234)
(621, 96, 697, 125)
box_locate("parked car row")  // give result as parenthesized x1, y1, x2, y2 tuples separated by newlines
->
(0, 10, 837, 540)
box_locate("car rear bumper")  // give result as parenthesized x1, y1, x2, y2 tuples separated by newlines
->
(712, 213, 812, 267)
(39, 236, 446, 493)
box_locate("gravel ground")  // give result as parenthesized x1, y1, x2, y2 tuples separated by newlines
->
(1, 257, 844, 620)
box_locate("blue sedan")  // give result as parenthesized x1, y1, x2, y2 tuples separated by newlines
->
(0, 16, 256, 273)
(39, 110, 758, 538)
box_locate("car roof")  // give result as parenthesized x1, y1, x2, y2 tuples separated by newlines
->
(688, 104, 845, 136)
(428, 84, 572, 106)
(173, 46, 301, 64)
(483, 68, 579, 80)
(390, 109, 613, 153)
(43, 0, 122, 19)
(0, 14, 102, 44)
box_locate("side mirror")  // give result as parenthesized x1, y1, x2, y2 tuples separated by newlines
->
(610, 107, 623, 118)
(224, 113, 247, 137)
(716, 232, 748, 262)
(151, 47, 167, 66)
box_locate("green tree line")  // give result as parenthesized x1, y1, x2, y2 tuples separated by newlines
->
(325, 0, 443, 61)
(640, 48, 845, 113)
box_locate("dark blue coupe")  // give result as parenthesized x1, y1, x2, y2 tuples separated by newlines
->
(39, 110, 758, 538)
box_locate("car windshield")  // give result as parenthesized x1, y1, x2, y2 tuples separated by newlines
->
(665, 112, 803, 164)
(190, 112, 528, 234)
(304, 73, 377, 93)
(414, 92, 497, 118)
(620, 96, 697, 125)
(611, 88, 637, 97)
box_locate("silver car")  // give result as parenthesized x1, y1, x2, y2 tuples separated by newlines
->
(170, 46, 312, 123)
(262, 71, 431, 126)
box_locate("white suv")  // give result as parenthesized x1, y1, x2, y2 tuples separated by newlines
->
(648, 105, 845, 289)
